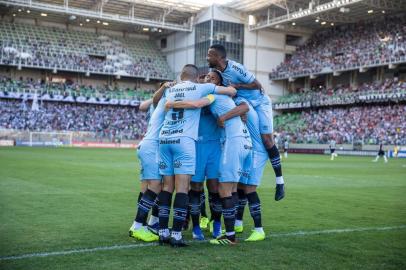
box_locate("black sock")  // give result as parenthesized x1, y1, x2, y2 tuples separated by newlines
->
(137, 192, 143, 203)
(208, 192, 216, 221)
(210, 192, 222, 222)
(158, 191, 172, 231)
(188, 190, 201, 228)
(137, 192, 146, 225)
(267, 145, 282, 177)
(236, 189, 247, 221)
(221, 196, 235, 235)
(200, 191, 207, 218)
(231, 192, 239, 216)
(172, 192, 189, 233)
(135, 189, 157, 225)
(151, 197, 159, 218)
(246, 192, 262, 228)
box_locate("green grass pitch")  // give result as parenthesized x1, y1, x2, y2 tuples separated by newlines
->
(0, 147, 405, 270)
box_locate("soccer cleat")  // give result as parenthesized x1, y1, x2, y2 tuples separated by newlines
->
(234, 224, 243, 233)
(210, 235, 236, 245)
(169, 237, 188, 248)
(209, 220, 214, 233)
(275, 184, 285, 201)
(159, 235, 171, 246)
(130, 227, 159, 242)
(200, 216, 209, 229)
(245, 230, 265, 242)
(147, 222, 159, 235)
(192, 226, 205, 241)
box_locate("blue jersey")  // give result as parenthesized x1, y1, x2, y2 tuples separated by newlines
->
(220, 59, 263, 106)
(234, 97, 266, 153)
(160, 81, 217, 140)
(197, 107, 221, 142)
(145, 103, 155, 124)
(209, 94, 250, 140)
(143, 98, 166, 141)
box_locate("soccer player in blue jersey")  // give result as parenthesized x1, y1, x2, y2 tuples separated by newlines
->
(188, 104, 222, 240)
(157, 64, 236, 247)
(128, 82, 172, 242)
(220, 96, 267, 241)
(167, 90, 252, 246)
(207, 44, 285, 201)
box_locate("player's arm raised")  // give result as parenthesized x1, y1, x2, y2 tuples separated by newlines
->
(139, 98, 153, 112)
(217, 102, 249, 128)
(165, 95, 215, 111)
(152, 81, 176, 107)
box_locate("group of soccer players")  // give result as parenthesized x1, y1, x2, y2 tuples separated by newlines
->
(129, 44, 285, 247)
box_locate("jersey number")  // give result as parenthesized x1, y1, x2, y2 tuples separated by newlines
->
(172, 108, 184, 121)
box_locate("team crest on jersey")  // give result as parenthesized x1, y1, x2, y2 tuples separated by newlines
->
(174, 160, 182, 168)
(159, 161, 167, 169)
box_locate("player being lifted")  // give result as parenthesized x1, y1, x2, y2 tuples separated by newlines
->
(157, 64, 236, 247)
(167, 77, 252, 246)
(207, 44, 285, 201)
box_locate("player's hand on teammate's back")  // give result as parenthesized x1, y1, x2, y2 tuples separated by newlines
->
(165, 101, 174, 111)
(163, 81, 176, 88)
(240, 113, 247, 123)
(217, 116, 225, 128)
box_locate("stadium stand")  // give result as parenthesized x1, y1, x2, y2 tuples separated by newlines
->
(274, 105, 406, 145)
(270, 16, 406, 80)
(0, 22, 172, 80)
(0, 99, 147, 141)
(273, 78, 406, 109)
(0, 76, 154, 101)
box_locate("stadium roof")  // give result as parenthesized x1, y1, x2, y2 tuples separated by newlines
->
(1, 0, 405, 34)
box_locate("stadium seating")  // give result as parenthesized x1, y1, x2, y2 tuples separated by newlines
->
(270, 17, 406, 79)
(0, 99, 147, 141)
(273, 78, 406, 109)
(0, 22, 172, 80)
(274, 105, 406, 145)
(0, 76, 154, 101)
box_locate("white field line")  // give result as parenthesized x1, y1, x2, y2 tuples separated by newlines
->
(1, 225, 405, 261)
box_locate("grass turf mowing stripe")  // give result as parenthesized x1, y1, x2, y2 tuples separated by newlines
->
(1, 225, 405, 261)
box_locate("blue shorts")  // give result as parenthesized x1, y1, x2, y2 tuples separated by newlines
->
(159, 137, 196, 175)
(239, 150, 268, 186)
(254, 95, 273, 134)
(192, 140, 221, 182)
(219, 136, 252, 183)
(137, 139, 161, 181)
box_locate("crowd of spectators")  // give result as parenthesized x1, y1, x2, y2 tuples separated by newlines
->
(275, 105, 406, 145)
(0, 99, 147, 141)
(274, 78, 406, 109)
(0, 76, 154, 101)
(270, 16, 406, 79)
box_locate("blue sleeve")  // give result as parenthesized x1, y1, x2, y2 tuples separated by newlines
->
(234, 62, 255, 84)
(234, 96, 247, 106)
(201, 83, 216, 96)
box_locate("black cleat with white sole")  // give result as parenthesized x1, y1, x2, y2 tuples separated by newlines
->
(169, 237, 188, 248)
(275, 184, 285, 201)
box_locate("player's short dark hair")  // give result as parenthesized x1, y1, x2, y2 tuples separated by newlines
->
(209, 44, 227, 59)
(211, 69, 223, 86)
